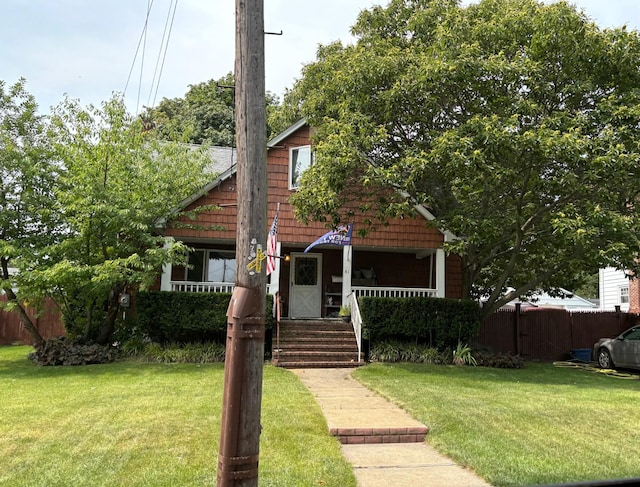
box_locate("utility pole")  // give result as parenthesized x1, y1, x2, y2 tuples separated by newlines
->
(217, 1, 266, 486)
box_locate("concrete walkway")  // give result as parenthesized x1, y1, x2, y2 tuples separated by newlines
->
(292, 368, 492, 487)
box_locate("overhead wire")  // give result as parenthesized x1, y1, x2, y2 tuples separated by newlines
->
(135, 0, 153, 115)
(148, 0, 179, 108)
(124, 0, 155, 102)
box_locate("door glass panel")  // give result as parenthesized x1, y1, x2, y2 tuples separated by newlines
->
(295, 258, 317, 286)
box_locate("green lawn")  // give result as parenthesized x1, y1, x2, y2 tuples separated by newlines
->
(353, 362, 640, 487)
(0, 346, 356, 487)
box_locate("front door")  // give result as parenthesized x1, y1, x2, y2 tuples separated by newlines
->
(289, 253, 322, 318)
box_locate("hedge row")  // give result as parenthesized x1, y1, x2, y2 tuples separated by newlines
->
(136, 291, 274, 344)
(359, 296, 481, 349)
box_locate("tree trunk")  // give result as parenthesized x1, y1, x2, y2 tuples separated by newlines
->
(95, 288, 122, 345)
(4, 287, 44, 346)
(1, 258, 44, 346)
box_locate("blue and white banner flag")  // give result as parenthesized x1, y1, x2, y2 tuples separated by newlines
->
(304, 223, 353, 253)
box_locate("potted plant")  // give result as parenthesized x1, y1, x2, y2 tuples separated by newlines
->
(339, 305, 351, 322)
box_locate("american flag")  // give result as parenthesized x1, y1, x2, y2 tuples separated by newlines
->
(266, 207, 279, 275)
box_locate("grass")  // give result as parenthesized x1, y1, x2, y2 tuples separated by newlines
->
(0, 346, 356, 487)
(353, 362, 640, 487)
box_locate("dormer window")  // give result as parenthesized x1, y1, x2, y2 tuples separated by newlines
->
(289, 145, 312, 189)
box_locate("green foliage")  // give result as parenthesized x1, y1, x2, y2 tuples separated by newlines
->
(0, 78, 62, 343)
(452, 342, 477, 366)
(136, 291, 230, 343)
(28, 337, 119, 366)
(369, 341, 447, 364)
(368, 339, 522, 368)
(338, 304, 351, 316)
(136, 291, 274, 344)
(288, 0, 640, 318)
(14, 95, 213, 345)
(125, 342, 227, 363)
(359, 296, 481, 348)
(142, 72, 282, 145)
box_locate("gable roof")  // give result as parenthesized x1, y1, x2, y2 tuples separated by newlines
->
(155, 145, 236, 229)
(267, 118, 307, 148)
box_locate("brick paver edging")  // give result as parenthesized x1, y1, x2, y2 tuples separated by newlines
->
(330, 426, 429, 445)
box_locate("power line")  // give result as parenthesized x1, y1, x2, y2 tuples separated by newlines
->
(123, 0, 155, 106)
(135, 0, 153, 115)
(148, 0, 179, 108)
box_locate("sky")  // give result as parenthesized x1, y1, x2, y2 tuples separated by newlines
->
(3, 0, 640, 115)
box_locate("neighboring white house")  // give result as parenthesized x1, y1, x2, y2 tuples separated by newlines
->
(502, 288, 597, 311)
(598, 267, 630, 311)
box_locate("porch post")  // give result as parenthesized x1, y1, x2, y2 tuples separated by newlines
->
(342, 245, 352, 305)
(268, 242, 281, 296)
(436, 248, 446, 298)
(160, 239, 172, 291)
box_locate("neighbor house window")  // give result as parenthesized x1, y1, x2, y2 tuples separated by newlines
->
(186, 250, 236, 282)
(620, 286, 629, 304)
(289, 145, 312, 189)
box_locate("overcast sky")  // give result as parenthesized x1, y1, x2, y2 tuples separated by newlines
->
(3, 0, 640, 115)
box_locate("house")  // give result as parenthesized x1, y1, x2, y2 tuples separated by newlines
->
(501, 288, 597, 311)
(158, 119, 462, 322)
(599, 267, 638, 312)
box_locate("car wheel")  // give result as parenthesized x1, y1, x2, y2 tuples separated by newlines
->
(598, 348, 614, 369)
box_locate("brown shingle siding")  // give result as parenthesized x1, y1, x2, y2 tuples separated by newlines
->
(164, 122, 461, 292)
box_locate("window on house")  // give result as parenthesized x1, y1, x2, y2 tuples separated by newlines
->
(289, 145, 312, 189)
(207, 251, 236, 282)
(620, 286, 629, 304)
(186, 250, 236, 282)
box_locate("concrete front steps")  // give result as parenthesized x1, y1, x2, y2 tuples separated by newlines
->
(272, 319, 361, 368)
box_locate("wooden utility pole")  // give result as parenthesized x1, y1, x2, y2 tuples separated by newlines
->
(217, 1, 266, 486)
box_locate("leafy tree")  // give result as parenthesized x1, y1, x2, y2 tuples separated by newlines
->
(18, 96, 212, 344)
(267, 84, 304, 137)
(142, 72, 282, 144)
(0, 79, 62, 346)
(288, 0, 640, 318)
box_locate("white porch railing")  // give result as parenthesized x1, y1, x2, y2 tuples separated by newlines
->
(170, 281, 279, 296)
(347, 292, 362, 363)
(353, 286, 437, 298)
(171, 281, 235, 293)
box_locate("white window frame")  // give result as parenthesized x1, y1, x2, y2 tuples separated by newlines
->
(620, 285, 630, 305)
(186, 249, 236, 283)
(289, 145, 312, 189)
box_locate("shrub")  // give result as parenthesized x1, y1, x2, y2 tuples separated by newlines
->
(474, 351, 524, 369)
(369, 341, 447, 364)
(129, 342, 226, 363)
(136, 291, 274, 344)
(452, 342, 477, 366)
(29, 337, 119, 366)
(359, 296, 480, 349)
(369, 341, 524, 368)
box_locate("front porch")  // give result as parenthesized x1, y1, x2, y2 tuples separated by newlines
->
(161, 243, 448, 367)
(161, 243, 447, 317)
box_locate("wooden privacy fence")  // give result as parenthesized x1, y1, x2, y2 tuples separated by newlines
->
(3, 293, 638, 361)
(0, 296, 65, 345)
(476, 306, 638, 361)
